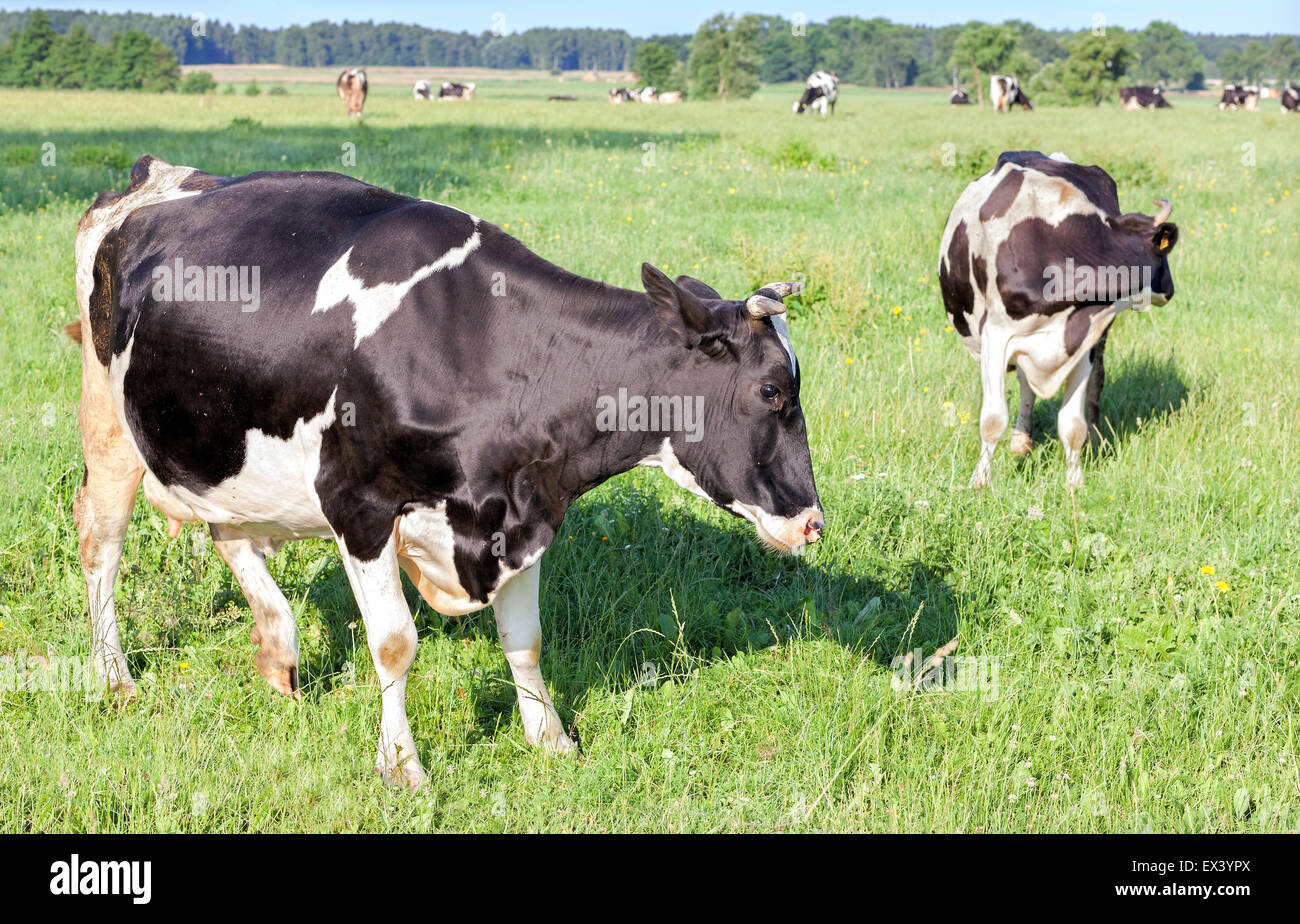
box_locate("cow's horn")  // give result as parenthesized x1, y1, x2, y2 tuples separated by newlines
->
(745, 281, 804, 319)
(1153, 199, 1172, 224)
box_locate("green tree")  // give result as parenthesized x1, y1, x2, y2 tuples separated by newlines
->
(1240, 40, 1268, 86)
(245, 78, 261, 96)
(7, 9, 58, 86)
(688, 13, 761, 100)
(1133, 21, 1205, 88)
(101, 30, 180, 91)
(949, 22, 1036, 105)
(180, 70, 217, 94)
(1268, 35, 1300, 84)
(1217, 48, 1244, 83)
(1031, 29, 1132, 106)
(46, 24, 96, 88)
(634, 41, 678, 88)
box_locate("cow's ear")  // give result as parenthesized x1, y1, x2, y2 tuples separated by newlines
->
(642, 263, 712, 343)
(674, 275, 722, 301)
(1152, 222, 1178, 255)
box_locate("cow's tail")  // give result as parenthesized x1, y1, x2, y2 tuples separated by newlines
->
(65, 320, 83, 343)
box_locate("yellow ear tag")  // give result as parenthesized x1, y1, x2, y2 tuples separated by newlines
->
(1159, 236, 1170, 251)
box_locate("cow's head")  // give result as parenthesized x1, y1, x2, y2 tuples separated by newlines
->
(1112, 198, 1179, 306)
(638, 264, 823, 553)
(793, 86, 822, 114)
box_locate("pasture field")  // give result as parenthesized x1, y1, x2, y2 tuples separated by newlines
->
(0, 83, 1297, 833)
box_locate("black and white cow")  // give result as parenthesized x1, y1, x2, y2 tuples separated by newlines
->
(1119, 86, 1172, 110)
(70, 155, 823, 789)
(608, 87, 634, 103)
(336, 68, 367, 117)
(1280, 85, 1299, 113)
(437, 81, 476, 101)
(1218, 84, 1259, 110)
(938, 151, 1179, 488)
(990, 75, 1032, 112)
(413, 80, 432, 101)
(794, 71, 838, 116)
(950, 88, 972, 105)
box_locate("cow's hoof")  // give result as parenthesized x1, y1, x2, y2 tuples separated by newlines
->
(968, 473, 990, 490)
(1009, 432, 1033, 457)
(544, 733, 577, 755)
(1064, 470, 1084, 490)
(254, 650, 301, 699)
(107, 677, 139, 701)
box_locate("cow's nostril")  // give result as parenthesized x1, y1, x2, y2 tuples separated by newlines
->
(804, 516, 824, 541)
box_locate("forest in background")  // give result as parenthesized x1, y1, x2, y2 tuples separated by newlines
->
(0, 8, 1295, 86)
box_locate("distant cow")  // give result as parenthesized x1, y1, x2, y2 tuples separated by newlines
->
(658, 90, 683, 104)
(548, 95, 578, 102)
(939, 151, 1179, 488)
(336, 68, 367, 117)
(1219, 84, 1259, 110)
(609, 87, 634, 103)
(1282, 85, 1300, 112)
(1120, 86, 1171, 110)
(794, 71, 838, 116)
(950, 88, 972, 105)
(70, 154, 823, 788)
(636, 86, 658, 103)
(413, 80, 432, 101)
(990, 75, 1032, 112)
(438, 81, 476, 101)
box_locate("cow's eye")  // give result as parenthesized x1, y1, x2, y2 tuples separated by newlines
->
(760, 384, 781, 401)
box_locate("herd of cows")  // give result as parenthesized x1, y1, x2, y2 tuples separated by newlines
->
(82, 47, 1300, 786)
(949, 72, 1300, 113)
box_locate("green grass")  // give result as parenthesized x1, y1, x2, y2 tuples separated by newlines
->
(1, 85, 1297, 832)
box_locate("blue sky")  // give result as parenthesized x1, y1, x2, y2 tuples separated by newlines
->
(9, 1, 1299, 36)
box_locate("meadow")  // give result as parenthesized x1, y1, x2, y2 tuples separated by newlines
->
(1, 78, 1297, 832)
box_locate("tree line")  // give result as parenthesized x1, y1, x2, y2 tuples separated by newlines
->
(0, 8, 1294, 88)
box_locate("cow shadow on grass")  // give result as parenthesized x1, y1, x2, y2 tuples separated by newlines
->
(1024, 351, 1189, 461)
(287, 481, 977, 749)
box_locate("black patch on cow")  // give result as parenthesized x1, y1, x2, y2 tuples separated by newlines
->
(96, 166, 819, 598)
(979, 168, 1025, 222)
(88, 228, 123, 365)
(939, 220, 974, 338)
(1064, 304, 1108, 355)
(994, 152, 1120, 218)
(971, 254, 988, 298)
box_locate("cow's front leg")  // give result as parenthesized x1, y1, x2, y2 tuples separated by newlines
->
(1085, 329, 1110, 449)
(1058, 353, 1093, 489)
(1009, 365, 1035, 457)
(493, 562, 573, 753)
(337, 534, 427, 789)
(970, 334, 1010, 488)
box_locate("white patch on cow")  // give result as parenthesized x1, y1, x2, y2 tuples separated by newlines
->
(312, 224, 481, 347)
(1048, 151, 1073, 163)
(638, 437, 712, 503)
(395, 502, 544, 616)
(769, 313, 798, 377)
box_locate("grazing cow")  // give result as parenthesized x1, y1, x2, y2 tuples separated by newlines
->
(1282, 85, 1300, 113)
(636, 86, 658, 103)
(1119, 86, 1172, 110)
(413, 80, 432, 101)
(1219, 84, 1260, 110)
(336, 68, 367, 117)
(70, 155, 823, 789)
(608, 87, 633, 103)
(438, 81, 476, 101)
(657, 90, 684, 104)
(938, 151, 1179, 488)
(990, 75, 1032, 112)
(794, 71, 838, 116)
(950, 88, 972, 105)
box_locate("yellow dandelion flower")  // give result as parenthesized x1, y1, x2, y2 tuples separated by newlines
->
(1200, 566, 1215, 575)
(1214, 581, 1228, 591)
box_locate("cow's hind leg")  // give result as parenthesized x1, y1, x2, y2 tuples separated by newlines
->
(337, 534, 427, 790)
(493, 562, 573, 753)
(970, 333, 1010, 488)
(1009, 365, 1035, 457)
(74, 366, 144, 695)
(1085, 329, 1110, 449)
(209, 525, 300, 698)
(1059, 353, 1093, 489)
